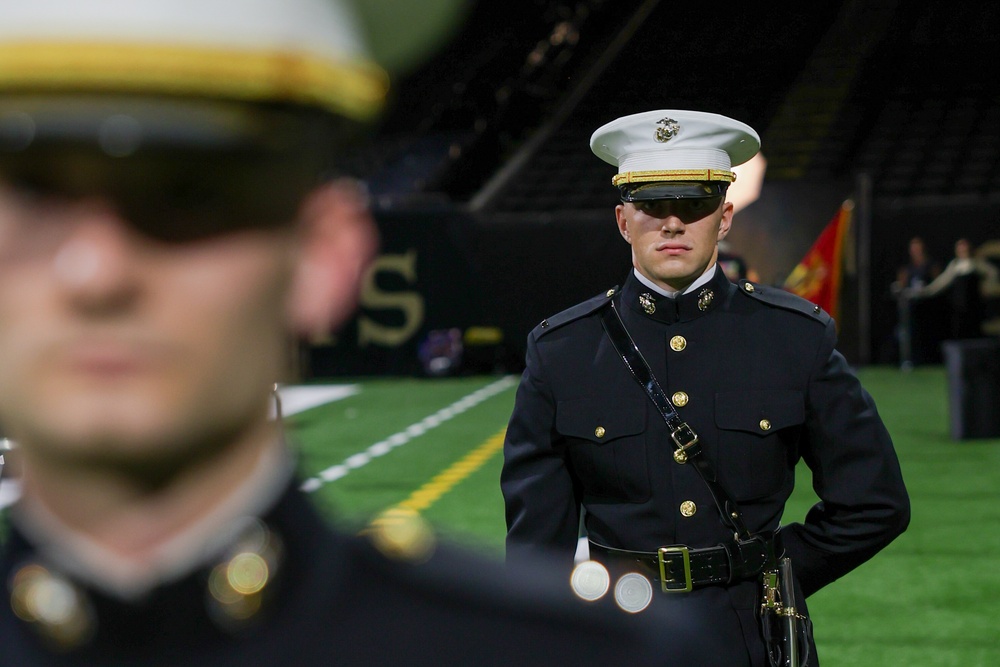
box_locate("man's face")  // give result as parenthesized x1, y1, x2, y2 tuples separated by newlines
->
(955, 239, 971, 259)
(0, 164, 355, 472)
(615, 196, 733, 292)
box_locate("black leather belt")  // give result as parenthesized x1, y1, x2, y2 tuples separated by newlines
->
(589, 534, 774, 593)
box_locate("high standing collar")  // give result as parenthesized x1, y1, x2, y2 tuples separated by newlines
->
(620, 267, 732, 324)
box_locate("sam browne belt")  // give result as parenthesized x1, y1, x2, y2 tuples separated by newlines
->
(589, 534, 774, 593)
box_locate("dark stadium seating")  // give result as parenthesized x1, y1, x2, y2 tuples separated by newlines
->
(355, 0, 1000, 209)
(337, 0, 1000, 370)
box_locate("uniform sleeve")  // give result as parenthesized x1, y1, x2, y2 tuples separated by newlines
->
(779, 319, 911, 597)
(501, 334, 581, 565)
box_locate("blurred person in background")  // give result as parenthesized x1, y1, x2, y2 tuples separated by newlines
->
(0, 2, 697, 665)
(914, 237, 1000, 339)
(894, 236, 941, 293)
(502, 110, 910, 666)
(891, 236, 942, 367)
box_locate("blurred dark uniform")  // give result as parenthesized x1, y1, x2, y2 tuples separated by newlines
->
(0, 2, 700, 665)
(502, 111, 911, 666)
(1, 473, 687, 666)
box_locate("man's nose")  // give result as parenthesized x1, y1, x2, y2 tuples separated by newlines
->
(52, 201, 142, 313)
(659, 213, 685, 234)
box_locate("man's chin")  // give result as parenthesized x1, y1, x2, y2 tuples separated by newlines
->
(35, 421, 185, 460)
(13, 399, 196, 463)
(8, 382, 269, 472)
(649, 264, 705, 289)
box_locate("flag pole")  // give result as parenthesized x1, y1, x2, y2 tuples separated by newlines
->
(856, 172, 873, 365)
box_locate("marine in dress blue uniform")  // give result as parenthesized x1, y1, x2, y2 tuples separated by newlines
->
(0, 5, 694, 665)
(501, 110, 911, 666)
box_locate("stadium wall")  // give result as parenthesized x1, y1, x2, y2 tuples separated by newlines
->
(302, 193, 1000, 378)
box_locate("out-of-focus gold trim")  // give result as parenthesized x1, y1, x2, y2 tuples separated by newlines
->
(0, 41, 388, 120)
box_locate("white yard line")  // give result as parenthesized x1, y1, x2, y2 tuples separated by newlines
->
(300, 375, 519, 493)
(0, 479, 20, 510)
(276, 384, 360, 417)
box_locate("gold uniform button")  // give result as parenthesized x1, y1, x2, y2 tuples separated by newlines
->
(669, 335, 687, 352)
(671, 391, 689, 408)
(10, 564, 93, 649)
(744, 283, 755, 293)
(606, 289, 615, 297)
(759, 419, 772, 431)
(679, 501, 697, 517)
(369, 509, 436, 563)
(595, 426, 606, 439)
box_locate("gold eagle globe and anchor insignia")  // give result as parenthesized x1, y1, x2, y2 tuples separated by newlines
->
(697, 288, 714, 312)
(655, 117, 681, 143)
(639, 292, 656, 315)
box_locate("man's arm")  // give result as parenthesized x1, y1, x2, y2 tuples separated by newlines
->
(501, 335, 581, 564)
(779, 320, 911, 597)
(919, 259, 957, 296)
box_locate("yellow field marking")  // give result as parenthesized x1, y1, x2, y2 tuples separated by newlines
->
(372, 428, 506, 527)
(301, 375, 517, 494)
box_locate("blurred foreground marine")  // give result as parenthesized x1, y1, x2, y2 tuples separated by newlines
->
(0, 3, 693, 665)
(501, 110, 911, 666)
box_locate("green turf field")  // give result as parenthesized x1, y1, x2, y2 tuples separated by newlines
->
(291, 366, 1000, 667)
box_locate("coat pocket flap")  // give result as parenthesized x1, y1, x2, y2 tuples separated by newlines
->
(715, 390, 805, 435)
(556, 398, 646, 443)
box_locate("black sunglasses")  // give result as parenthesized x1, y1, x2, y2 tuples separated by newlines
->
(0, 96, 362, 244)
(0, 146, 329, 243)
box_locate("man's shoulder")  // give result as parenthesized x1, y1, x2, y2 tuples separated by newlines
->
(529, 288, 617, 340)
(734, 279, 832, 327)
(330, 516, 669, 665)
(345, 515, 568, 614)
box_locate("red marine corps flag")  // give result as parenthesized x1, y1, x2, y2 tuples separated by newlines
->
(783, 200, 853, 320)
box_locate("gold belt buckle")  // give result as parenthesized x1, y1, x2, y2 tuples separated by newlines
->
(670, 423, 698, 449)
(657, 546, 692, 593)
(670, 424, 699, 463)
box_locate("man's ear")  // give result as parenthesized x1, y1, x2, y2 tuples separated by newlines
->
(286, 179, 379, 339)
(717, 200, 734, 241)
(615, 203, 631, 243)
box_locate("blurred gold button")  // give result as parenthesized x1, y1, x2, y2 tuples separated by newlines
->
(679, 501, 697, 517)
(744, 283, 755, 293)
(671, 391, 689, 407)
(669, 335, 687, 352)
(595, 426, 606, 438)
(10, 564, 92, 649)
(369, 509, 436, 563)
(759, 419, 772, 431)
(606, 289, 615, 297)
